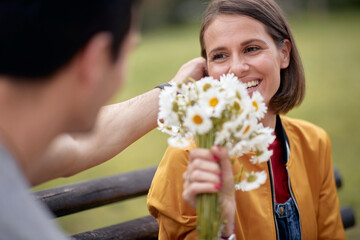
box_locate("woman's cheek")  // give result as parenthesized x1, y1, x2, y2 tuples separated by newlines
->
(208, 64, 227, 79)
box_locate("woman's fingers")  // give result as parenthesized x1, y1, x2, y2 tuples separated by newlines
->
(182, 148, 222, 208)
(189, 148, 216, 162)
(211, 146, 234, 193)
(183, 147, 236, 233)
(188, 157, 220, 176)
(186, 168, 221, 185)
(182, 181, 219, 208)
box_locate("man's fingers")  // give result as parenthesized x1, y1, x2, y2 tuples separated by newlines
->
(170, 57, 206, 84)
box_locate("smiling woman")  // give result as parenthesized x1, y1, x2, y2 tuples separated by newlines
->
(199, 2, 305, 122)
(204, 14, 291, 128)
(147, 0, 346, 239)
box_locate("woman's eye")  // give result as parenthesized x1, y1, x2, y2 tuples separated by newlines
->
(211, 53, 225, 61)
(244, 46, 260, 53)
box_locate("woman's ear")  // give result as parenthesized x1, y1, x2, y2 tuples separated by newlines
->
(280, 39, 292, 69)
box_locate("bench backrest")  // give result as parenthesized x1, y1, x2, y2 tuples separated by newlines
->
(35, 167, 355, 240)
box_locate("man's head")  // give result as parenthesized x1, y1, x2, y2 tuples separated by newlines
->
(0, 0, 140, 132)
(0, 0, 137, 79)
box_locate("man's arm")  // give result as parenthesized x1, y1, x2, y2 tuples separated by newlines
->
(29, 57, 206, 186)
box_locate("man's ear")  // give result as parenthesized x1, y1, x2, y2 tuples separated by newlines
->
(75, 32, 113, 88)
(280, 39, 292, 69)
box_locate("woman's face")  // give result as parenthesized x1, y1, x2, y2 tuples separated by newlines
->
(204, 14, 290, 112)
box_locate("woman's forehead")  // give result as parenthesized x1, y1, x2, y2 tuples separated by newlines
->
(204, 15, 271, 47)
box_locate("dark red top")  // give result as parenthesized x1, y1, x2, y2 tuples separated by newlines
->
(268, 136, 290, 204)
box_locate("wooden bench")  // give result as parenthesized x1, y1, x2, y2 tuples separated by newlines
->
(34, 167, 355, 240)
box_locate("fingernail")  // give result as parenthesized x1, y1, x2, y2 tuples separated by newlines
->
(219, 172, 222, 178)
(213, 154, 219, 162)
(214, 183, 222, 190)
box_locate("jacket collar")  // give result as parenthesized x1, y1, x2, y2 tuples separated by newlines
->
(275, 115, 290, 163)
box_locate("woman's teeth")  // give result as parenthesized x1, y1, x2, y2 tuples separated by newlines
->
(245, 80, 259, 89)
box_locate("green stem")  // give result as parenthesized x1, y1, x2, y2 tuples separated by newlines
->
(195, 129, 221, 240)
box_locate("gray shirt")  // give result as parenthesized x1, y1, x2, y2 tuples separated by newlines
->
(0, 143, 68, 240)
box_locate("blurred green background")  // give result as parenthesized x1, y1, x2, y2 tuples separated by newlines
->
(34, 1, 360, 239)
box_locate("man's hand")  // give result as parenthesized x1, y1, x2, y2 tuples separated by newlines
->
(169, 57, 206, 85)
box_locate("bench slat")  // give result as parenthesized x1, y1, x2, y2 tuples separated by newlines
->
(71, 215, 158, 240)
(35, 167, 157, 217)
(69, 207, 354, 239)
(35, 167, 341, 218)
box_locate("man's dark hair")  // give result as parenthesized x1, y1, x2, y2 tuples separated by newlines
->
(0, 0, 138, 80)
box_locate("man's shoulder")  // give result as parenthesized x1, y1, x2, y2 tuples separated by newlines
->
(0, 143, 23, 185)
(0, 144, 68, 240)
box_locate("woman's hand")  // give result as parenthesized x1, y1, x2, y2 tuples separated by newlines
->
(182, 146, 236, 237)
(169, 57, 206, 85)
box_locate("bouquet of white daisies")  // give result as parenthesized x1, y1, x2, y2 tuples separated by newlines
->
(157, 73, 275, 240)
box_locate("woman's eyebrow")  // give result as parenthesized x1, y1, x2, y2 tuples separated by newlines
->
(208, 47, 227, 56)
(208, 39, 268, 55)
(241, 39, 267, 46)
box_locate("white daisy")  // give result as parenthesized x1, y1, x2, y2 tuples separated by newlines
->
(235, 171, 267, 191)
(184, 105, 213, 135)
(251, 91, 267, 120)
(228, 140, 251, 158)
(234, 116, 257, 139)
(181, 82, 198, 103)
(157, 119, 173, 135)
(220, 73, 236, 82)
(248, 126, 275, 150)
(158, 83, 177, 103)
(168, 136, 190, 148)
(175, 94, 188, 109)
(158, 86, 180, 126)
(195, 76, 219, 93)
(221, 73, 249, 102)
(198, 88, 226, 118)
(250, 149, 273, 164)
(214, 120, 233, 146)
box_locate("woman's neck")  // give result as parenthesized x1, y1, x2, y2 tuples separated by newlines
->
(261, 112, 277, 129)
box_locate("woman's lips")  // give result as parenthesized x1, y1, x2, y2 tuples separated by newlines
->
(245, 80, 260, 90)
(239, 78, 261, 93)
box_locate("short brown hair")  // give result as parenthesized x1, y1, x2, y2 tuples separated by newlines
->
(200, 0, 305, 114)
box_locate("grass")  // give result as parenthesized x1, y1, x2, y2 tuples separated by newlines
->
(287, 12, 360, 239)
(33, 11, 360, 239)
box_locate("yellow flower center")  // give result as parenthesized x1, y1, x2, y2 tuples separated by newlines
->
(252, 101, 259, 111)
(172, 102, 179, 112)
(236, 91, 242, 100)
(247, 174, 258, 183)
(193, 115, 203, 125)
(243, 125, 250, 134)
(234, 101, 240, 111)
(203, 83, 211, 91)
(209, 97, 219, 107)
(256, 150, 264, 156)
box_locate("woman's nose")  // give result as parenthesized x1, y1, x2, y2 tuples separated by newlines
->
(229, 56, 250, 76)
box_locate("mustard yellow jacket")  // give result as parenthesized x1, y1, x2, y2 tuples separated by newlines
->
(147, 116, 345, 239)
